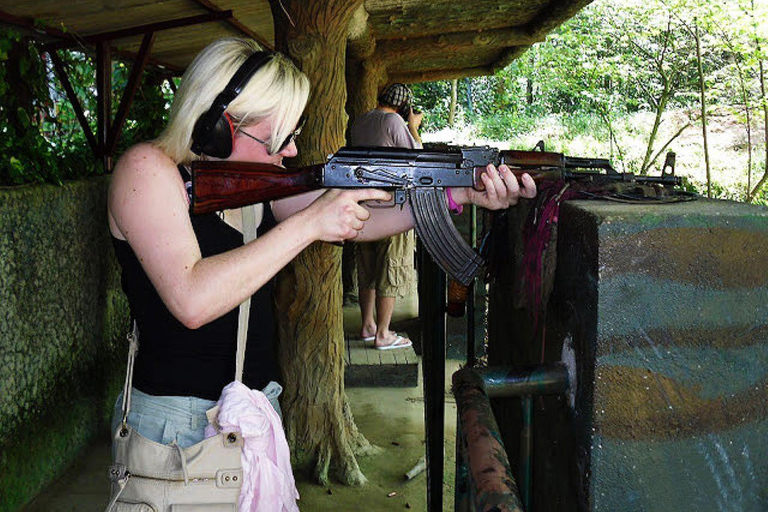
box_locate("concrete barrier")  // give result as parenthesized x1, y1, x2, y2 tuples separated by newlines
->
(488, 198, 768, 511)
(0, 177, 129, 512)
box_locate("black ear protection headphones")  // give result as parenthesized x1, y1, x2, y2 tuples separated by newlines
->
(190, 51, 274, 158)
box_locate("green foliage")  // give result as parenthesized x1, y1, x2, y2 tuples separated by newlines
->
(412, 81, 453, 131)
(413, 0, 768, 203)
(0, 30, 70, 185)
(0, 29, 172, 186)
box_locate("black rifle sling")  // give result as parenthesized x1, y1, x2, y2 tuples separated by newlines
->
(410, 188, 484, 286)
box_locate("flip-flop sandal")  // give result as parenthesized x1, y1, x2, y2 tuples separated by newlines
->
(376, 336, 413, 351)
(360, 335, 375, 342)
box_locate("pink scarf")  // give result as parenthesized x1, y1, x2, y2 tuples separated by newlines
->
(205, 381, 300, 512)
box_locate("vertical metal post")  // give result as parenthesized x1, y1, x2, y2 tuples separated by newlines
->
(467, 204, 478, 366)
(519, 395, 533, 511)
(96, 41, 112, 171)
(421, 242, 446, 512)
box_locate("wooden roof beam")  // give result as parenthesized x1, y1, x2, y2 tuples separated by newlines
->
(372, 26, 543, 76)
(390, 65, 492, 84)
(377, 25, 542, 60)
(0, 9, 71, 42)
(44, 11, 234, 51)
(190, 0, 274, 50)
(106, 31, 156, 157)
(525, 0, 595, 39)
(491, 45, 532, 72)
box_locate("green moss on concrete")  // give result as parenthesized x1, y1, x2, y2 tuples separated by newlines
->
(0, 177, 130, 511)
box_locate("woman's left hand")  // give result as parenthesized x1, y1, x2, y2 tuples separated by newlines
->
(450, 163, 536, 210)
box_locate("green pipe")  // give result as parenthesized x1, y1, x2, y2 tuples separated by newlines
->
(473, 362, 569, 398)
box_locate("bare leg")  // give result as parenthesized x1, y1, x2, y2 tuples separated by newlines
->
(374, 295, 401, 348)
(359, 288, 377, 339)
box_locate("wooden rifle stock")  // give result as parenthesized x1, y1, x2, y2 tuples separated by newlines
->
(191, 161, 324, 214)
(501, 150, 565, 168)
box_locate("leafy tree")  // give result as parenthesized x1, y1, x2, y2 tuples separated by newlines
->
(0, 29, 172, 186)
(0, 30, 92, 185)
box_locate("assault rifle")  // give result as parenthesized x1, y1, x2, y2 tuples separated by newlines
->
(190, 145, 683, 286)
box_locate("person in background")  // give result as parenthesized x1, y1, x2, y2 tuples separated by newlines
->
(349, 83, 423, 350)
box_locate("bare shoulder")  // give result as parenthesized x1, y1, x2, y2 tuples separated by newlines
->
(108, 142, 188, 238)
(110, 142, 184, 198)
(112, 142, 176, 180)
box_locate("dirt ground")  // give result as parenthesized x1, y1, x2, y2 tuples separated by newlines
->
(293, 367, 459, 512)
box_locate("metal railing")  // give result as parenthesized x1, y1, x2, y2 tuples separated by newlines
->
(452, 363, 570, 512)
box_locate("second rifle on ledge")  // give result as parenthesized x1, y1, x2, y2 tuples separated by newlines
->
(191, 145, 683, 286)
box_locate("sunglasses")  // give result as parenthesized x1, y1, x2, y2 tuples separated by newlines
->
(237, 116, 306, 156)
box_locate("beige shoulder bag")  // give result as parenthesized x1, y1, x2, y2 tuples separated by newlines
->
(106, 205, 263, 512)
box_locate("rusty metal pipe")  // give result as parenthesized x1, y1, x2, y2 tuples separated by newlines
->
(452, 364, 570, 512)
(453, 370, 524, 512)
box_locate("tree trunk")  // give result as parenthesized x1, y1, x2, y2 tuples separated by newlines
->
(449, 78, 458, 126)
(464, 77, 475, 116)
(694, 20, 712, 198)
(749, 0, 768, 200)
(269, 0, 380, 486)
(640, 78, 671, 175)
(346, 56, 386, 135)
(526, 51, 534, 105)
(748, 56, 768, 200)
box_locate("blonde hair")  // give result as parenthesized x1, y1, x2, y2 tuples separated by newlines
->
(155, 38, 310, 163)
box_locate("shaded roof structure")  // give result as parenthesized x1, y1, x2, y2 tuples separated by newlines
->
(0, 0, 593, 77)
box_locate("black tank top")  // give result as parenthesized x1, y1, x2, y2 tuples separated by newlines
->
(111, 167, 279, 400)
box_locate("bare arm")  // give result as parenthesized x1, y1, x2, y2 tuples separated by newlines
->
(108, 143, 389, 328)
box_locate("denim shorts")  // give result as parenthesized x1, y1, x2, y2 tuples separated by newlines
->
(111, 382, 283, 448)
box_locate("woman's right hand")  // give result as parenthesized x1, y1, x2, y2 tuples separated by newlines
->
(304, 188, 392, 243)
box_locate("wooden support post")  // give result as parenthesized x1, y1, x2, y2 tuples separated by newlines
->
(106, 32, 156, 156)
(269, 0, 375, 487)
(48, 50, 98, 155)
(96, 41, 112, 171)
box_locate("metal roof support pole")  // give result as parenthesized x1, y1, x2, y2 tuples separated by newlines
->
(48, 50, 99, 156)
(96, 41, 112, 171)
(419, 241, 447, 512)
(106, 31, 156, 157)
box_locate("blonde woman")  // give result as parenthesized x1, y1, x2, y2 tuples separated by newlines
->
(107, 37, 536, 447)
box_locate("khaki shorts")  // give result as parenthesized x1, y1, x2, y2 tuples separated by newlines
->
(356, 229, 416, 298)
